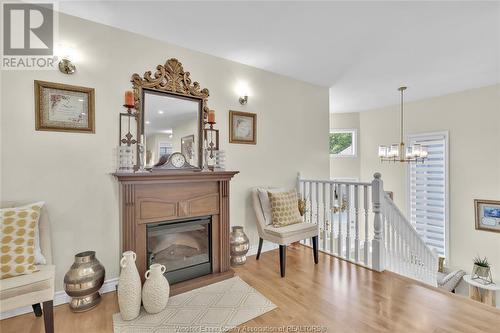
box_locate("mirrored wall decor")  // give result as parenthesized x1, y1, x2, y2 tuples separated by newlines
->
(143, 90, 201, 168)
(130, 58, 215, 171)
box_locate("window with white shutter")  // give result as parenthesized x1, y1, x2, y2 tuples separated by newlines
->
(407, 132, 449, 257)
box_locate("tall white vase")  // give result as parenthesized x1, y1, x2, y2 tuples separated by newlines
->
(117, 251, 142, 320)
(142, 264, 170, 314)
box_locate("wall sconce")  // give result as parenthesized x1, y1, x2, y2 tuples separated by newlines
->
(56, 44, 79, 74)
(239, 95, 248, 105)
(59, 58, 76, 74)
(236, 81, 249, 105)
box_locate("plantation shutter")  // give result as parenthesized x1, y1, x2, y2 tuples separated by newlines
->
(408, 133, 448, 257)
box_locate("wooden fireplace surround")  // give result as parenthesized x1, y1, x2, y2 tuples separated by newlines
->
(114, 171, 238, 295)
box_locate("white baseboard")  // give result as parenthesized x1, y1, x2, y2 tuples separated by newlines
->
(247, 241, 278, 256)
(1, 242, 279, 320)
(0, 278, 118, 320)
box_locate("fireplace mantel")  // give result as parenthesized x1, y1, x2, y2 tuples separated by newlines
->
(114, 170, 238, 295)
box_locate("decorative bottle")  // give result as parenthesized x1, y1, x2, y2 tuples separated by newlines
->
(117, 251, 142, 320)
(142, 264, 170, 314)
(230, 226, 250, 265)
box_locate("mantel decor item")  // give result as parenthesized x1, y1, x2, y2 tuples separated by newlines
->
(130, 58, 219, 169)
(142, 264, 170, 314)
(377, 87, 428, 163)
(471, 256, 493, 284)
(63, 251, 105, 312)
(474, 199, 500, 233)
(229, 110, 257, 145)
(230, 226, 250, 265)
(117, 251, 142, 320)
(34, 80, 95, 133)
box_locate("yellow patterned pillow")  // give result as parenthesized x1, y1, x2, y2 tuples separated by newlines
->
(268, 190, 303, 228)
(0, 204, 42, 279)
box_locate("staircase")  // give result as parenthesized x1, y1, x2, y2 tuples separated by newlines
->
(297, 172, 438, 286)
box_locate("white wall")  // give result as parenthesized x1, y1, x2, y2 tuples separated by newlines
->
(329, 113, 360, 180)
(0, 14, 329, 292)
(356, 85, 500, 280)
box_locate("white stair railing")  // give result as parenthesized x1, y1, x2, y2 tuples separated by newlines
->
(298, 172, 438, 286)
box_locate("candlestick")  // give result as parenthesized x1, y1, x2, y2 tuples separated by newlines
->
(124, 90, 134, 107)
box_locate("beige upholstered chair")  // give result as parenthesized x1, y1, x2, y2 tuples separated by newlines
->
(0, 202, 55, 333)
(252, 187, 319, 277)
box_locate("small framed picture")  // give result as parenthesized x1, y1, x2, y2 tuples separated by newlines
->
(34, 80, 95, 133)
(181, 134, 195, 163)
(229, 110, 256, 145)
(475, 199, 500, 233)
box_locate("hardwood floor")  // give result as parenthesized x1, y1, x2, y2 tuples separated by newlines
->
(1, 245, 499, 332)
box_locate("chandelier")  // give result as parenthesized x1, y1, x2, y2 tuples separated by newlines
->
(378, 87, 428, 163)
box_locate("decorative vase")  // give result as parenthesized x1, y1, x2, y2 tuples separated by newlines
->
(298, 199, 307, 216)
(472, 264, 493, 284)
(117, 251, 142, 320)
(230, 226, 250, 265)
(64, 251, 105, 312)
(142, 264, 170, 314)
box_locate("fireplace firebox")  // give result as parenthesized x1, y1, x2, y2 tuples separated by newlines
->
(147, 217, 212, 284)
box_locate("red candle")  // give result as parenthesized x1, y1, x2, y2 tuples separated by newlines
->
(124, 90, 134, 106)
(207, 110, 215, 123)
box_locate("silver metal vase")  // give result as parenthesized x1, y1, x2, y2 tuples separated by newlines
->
(230, 226, 250, 265)
(64, 251, 105, 312)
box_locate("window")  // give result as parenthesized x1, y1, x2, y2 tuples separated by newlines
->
(407, 132, 449, 258)
(158, 142, 172, 157)
(329, 129, 357, 157)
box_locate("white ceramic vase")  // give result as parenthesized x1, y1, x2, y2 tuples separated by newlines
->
(142, 264, 170, 314)
(117, 251, 142, 320)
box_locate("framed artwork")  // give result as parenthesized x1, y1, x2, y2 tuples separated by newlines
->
(181, 134, 195, 163)
(475, 199, 500, 233)
(229, 110, 256, 144)
(34, 80, 95, 133)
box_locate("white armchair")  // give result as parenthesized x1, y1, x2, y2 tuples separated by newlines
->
(0, 202, 55, 333)
(251, 187, 319, 277)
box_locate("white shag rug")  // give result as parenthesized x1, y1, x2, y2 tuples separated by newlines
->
(113, 276, 276, 333)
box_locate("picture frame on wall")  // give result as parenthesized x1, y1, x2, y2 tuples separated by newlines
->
(181, 134, 195, 164)
(475, 199, 500, 233)
(34, 80, 95, 133)
(229, 110, 256, 144)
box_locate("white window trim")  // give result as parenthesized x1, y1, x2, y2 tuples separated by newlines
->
(329, 128, 358, 158)
(406, 131, 449, 260)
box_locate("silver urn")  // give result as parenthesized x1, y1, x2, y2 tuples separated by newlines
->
(64, 251, 105, 312)
(230, 226, 250, 265)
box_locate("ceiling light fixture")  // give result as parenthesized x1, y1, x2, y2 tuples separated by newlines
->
(158, 110, 164, 114)
(378, 87, 428, 163)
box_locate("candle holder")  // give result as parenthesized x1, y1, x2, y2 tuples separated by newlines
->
(119, 105, 138, 146)
(206, 122, 217, 159)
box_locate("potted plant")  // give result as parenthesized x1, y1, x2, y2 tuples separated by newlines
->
(472, 256, 493, 284)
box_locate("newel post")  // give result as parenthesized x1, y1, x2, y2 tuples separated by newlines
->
(371, 172, 385, 272)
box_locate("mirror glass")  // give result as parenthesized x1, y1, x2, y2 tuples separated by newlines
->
(143, 90, 201, 169)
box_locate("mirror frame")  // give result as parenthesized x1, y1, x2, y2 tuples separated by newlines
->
(131, 58, 210, 169)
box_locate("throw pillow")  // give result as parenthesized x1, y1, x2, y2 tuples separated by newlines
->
(257, 188, 285, 225)
(1, 204, 42, 279)
(15, 202, 46, 265)
(268, 190, 303, 228)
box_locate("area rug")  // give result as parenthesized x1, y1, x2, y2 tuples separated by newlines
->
(112, 276, 277, 333)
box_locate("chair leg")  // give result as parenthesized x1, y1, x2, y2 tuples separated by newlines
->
(312, 236, 319, 264)
(279, 245, 286, 277)
(42, 300, 54, 333)
(256, 238, 263, 260)
(32, 303, 42, 317)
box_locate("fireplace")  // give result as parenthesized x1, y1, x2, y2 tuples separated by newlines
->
(147, 217, 212, 284)
(114, 171, 238, 295)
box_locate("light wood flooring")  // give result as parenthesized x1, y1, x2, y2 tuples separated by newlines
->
(1, 244, 499, 332)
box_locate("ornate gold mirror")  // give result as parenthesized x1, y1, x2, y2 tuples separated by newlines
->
(131, 58, 211, 170)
